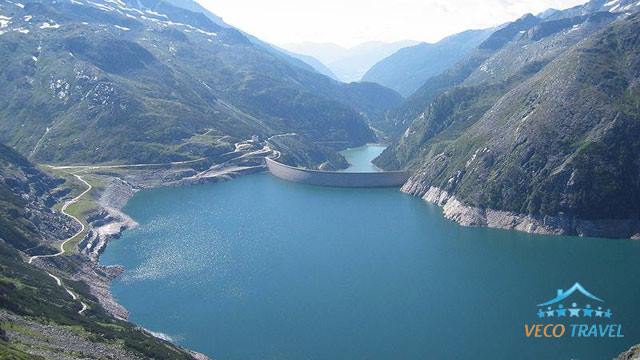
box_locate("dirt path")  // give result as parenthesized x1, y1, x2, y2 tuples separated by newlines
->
(29, 174, 91, 263)
(29, 173, 92, 315)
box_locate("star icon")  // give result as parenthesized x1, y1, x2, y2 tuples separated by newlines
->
(604, 309, 613, 318)
(537, 309, 546, 318)
(556, 304, 567, 317)
(569, 303, 580, 317)
(583, 305, 594, 317)
(595, 307, 604, 317)
(546, 307, 555, 317)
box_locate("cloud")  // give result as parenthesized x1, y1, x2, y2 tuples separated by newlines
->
(201, 0, 588, 47)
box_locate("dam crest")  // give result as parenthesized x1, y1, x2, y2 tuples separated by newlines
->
(265, 158, 409, 188)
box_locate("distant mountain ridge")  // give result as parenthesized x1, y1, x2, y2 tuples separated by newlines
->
(362, 29, 494, 97)
(162, 0, 226, 26)
(376, 7, 624, 138)
(282, 40, 419, 82)
(274, 46, 338, 80)
(283, 42, 346, 65)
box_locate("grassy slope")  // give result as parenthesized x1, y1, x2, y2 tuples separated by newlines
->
(0, 240, 194, 359)
(48, 170, 99, 254)
(0, 0, 401, 165)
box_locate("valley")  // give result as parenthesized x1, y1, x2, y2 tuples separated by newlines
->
(1, 0, 640, 358)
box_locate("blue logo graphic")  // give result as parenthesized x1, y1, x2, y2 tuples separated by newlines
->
(535, 282, 612, 319)
(524, 282, 624, 338)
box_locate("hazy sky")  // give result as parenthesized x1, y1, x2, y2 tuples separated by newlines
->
(199, 0, 588, 47)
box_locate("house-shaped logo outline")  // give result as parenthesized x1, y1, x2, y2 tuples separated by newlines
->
(537, 282, 604, 307)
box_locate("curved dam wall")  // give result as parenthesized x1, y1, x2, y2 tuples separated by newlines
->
(266, 158, 409, 188)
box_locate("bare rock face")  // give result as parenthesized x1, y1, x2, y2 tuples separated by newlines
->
(72, 261, 129, 320)
(188, 351, 213, 360)
(617, 344, 640, 360)
(407, 184, 640, 239)
(82, 208, 138, 262)
(98, 176, 138, 209)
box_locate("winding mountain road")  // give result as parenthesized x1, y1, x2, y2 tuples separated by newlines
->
(28, 174, 91, 263)
(266, 132, 298, 160)
(28, 173, 92, 315)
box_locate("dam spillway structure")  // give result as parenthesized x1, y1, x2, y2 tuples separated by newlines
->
(265, 157, 410, 188)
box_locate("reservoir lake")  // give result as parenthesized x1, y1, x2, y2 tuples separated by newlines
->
(339, 144, 385, 172)
(101, 145, 640, 360)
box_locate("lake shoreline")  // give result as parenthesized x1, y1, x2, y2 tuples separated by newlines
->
(82, 152, 638, 359)
(89, 156, 640, 322)
(82, 164, 267, 319)
(64, 163, 267, 360)
(73, 139, 375, 352)
(89, 162, 640, 321)
(401, 179, 640, 240)
(84, 144, 390, 352)
(95, 165, 640, 360)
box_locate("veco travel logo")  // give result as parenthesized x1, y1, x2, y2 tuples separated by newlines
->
(524, 282, 624, 338)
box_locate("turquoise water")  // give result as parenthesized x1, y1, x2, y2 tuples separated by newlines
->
(339, 144, 386, 172)
(101, 147, 640, 360)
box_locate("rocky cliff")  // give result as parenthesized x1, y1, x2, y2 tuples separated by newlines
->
(377, 2, 640, 238)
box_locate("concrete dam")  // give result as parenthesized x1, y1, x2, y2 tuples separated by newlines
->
(265, 158, 410, 188)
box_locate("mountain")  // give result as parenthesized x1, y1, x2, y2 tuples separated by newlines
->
(0, 0, 403, 166)
(375, 0, 640, 238)
(162, 0, 225, 27)
(282, 40, 419, 82)
(0, 143, 203, 359)
(377, 1, 634, 138)
(157, 0, 340, 79)
(362, 29, 494, 97)
(0, 143, 74, 252)
(281, 42, 347, 65)
(379, 0, 631, 159)
(275, 47, 338, 80)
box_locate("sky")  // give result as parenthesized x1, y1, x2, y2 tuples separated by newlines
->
(199, 0, 589, 48)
